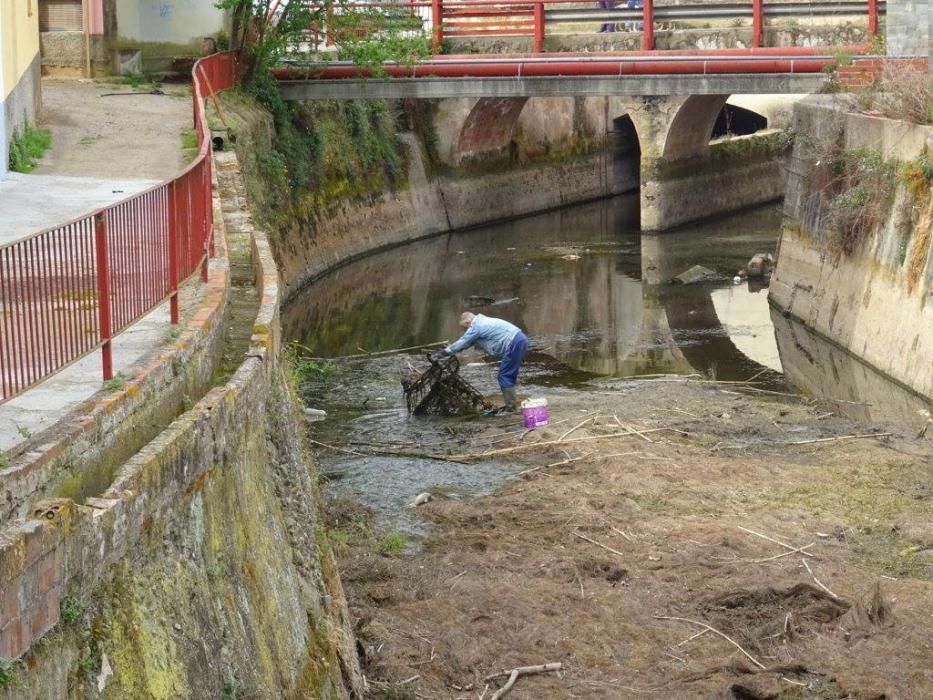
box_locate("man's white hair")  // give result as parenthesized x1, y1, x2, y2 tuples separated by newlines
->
(460, 312, 476, 324)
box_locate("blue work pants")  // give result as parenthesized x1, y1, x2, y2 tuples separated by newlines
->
(497, 332, 528, 390)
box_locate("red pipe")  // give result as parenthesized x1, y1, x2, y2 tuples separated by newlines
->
(274, 56, 837, 80)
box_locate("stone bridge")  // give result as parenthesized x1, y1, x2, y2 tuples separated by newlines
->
(276, 51, 847, 230)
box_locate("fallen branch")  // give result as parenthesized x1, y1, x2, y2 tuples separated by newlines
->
(573, 531, 625, 558)
(614, 416, 653, 443)
(559, 416, 597, 442)
(457, 428, 682, 462)
(295, 340, 447, 362)
(518, 452, 593, 476)
(738, 526, 815, 558)
(752, 543, 814, 563)
(308, 439, 365, 456)
(801, 558, 841, 599)
(485, 663, 562, 699)
(654, 616, 765, 670)
(787, 432, 892, 446)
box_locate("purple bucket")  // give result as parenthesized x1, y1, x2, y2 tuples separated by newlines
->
(521, 398, 549, 429)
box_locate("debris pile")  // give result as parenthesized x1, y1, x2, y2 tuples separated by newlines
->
(402, 354, 490, 416)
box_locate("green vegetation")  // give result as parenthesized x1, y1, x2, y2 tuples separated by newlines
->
(378, 531, 407, 557)
(238, 80, 408, 232)
(0, 658, 19, 688)
(103, 373, 127, 391)
(61, 595, 83, 625)
(327, 528, 350, 546)
(0, 453, 8, 468)
(8, 121, 51, 173)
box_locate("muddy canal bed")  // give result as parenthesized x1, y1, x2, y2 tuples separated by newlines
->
(285, 196, 933, 698)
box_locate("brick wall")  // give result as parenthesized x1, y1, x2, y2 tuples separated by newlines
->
(0, 170, 237, 662)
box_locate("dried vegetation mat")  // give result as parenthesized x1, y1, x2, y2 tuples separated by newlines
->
(323, 380, 933, 699)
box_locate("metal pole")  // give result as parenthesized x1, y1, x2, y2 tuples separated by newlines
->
(752, 0, 763, 48)
(867, 0, 878, 35)
(642, 0, 654, 51)
(82, 0, 92, 77)
(168, 183, 179, 325)
(432, 0, 443, 50)
(534, 2, 545, 52)
(94, 212, 112, 380)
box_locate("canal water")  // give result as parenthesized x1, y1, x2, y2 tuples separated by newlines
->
(283, 195, 931, 531)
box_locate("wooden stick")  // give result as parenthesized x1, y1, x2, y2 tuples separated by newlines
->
(653, 616, 765, 670)
(453, 428, 679, 462)
(400, 674, 421, 685)
(309, 438, 365, 456)
(559, 416, 596, 442)
(611, 527, 634, 542)
(615, 417, 653, 443)
(752, 543, 814, 563)
(788, 432, 891, 446)
(295, 340, 448, 362)
(484, 662, 563, 682)
(674, 628, 709, 647)
(801, 558, 841, 599)
(518, 452, 593, 476)
(573, 531, 625, 558)
(738, 526, 816, 558)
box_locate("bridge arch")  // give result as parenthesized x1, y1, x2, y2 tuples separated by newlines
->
(661, 95, 731, 161)
(453, 96, 647, 168)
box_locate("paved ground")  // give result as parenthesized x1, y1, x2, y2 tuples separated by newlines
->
(0, 173, 159, 243)
(1, 78, 197, 454)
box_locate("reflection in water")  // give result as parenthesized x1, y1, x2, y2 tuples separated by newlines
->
(284, 195, 785, 382)
(286, 194, 931, 529)
(773, 310, 933, 433)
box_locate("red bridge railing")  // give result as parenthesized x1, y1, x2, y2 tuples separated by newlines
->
(306, 0, 883, 53)
(0, 51, 238, 404)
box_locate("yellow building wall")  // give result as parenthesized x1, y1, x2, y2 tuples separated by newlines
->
(2, 0, 41, 100)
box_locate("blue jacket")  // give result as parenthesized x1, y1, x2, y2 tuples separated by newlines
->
(445, 315, 521, 358)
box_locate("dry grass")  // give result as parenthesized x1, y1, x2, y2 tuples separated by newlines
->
(871, 62, 933, 125)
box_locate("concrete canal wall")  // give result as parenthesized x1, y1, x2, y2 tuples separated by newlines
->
(770, 97, 933, 399)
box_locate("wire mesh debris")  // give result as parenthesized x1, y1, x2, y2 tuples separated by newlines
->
(402, 354, 491, 416)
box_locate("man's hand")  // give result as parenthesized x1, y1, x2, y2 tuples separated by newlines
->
(429, 351, 447, 363)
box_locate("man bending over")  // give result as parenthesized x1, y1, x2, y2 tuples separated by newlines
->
(433, 312, 529, 412)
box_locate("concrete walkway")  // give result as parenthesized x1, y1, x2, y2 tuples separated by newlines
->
(1, 79, 195, 454)
(0, 173, 158, 242)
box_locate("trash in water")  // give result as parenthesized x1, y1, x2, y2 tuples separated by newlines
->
(561, 254, 581, 261)
(746, 252, 774, 278)
(402, 354, 491, 416)
(672, 265, 717, 285)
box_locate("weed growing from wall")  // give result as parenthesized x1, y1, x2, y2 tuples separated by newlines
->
(241, 70, 407, 232)
(807, 124, 900, 256)
(8, 121, 51, 173)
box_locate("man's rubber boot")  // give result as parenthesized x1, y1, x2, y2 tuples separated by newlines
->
(500, 387, 518, 414)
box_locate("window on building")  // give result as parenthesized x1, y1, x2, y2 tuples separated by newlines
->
(39, 0, 83, 32)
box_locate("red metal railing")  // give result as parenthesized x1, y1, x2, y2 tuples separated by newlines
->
(305, 0, 883, 53)
(0, 52, 238, 403)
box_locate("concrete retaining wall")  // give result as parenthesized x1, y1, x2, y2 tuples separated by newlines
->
(642, 130, 792, 230)
(887, 0, 930, 57)
(0, 151, 358, 698)
(769, 98, 933, 399)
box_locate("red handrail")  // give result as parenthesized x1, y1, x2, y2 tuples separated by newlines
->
(303, 0, 885, 54)
(0, 51, 238, 403)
